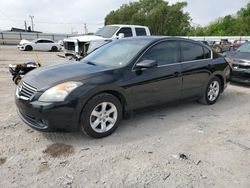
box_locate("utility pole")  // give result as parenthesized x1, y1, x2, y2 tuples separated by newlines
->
(29, 15, 34, 31)
(24, 20, 27, 31)
(84, 23, 88, 34)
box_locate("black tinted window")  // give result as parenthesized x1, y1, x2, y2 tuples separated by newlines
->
(140, 41, 179, 66)
(37, 40, 53, 43)
(204, 47, 211, 58)
(44, 40, 54, 43)
(181, 42, 204, 61)
(117, 27, 133, 37)
(135, 28, 147, 36)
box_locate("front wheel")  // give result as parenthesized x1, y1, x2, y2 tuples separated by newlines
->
(80, 93, 123, 138)
(25, 45, 33, 51)
(13, 75, 22, 85)
(199, 77, 221, 105)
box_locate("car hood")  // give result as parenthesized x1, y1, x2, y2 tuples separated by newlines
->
(19, 39, 31, 45)
(225, 51, 250, 61)
(64, 35, 105, 42)
(22, 62, 111, 91)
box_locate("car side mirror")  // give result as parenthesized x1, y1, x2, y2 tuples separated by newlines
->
(118, 33, 125, 39)
(136, 60, 157, 69)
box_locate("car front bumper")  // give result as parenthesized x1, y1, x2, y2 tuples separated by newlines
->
(15, 96, 80, 132)
(17, 45, 25, 51)
(231, 69, 250, 85)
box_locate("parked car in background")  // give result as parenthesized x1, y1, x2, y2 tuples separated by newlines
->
(212, 39, 231, 53)
(15, 37, 231, 138)
(63, 25, 151, 57)
(17, 38, 62, 52)
(224, 42, 250, 85)
(230, 40, 248, 51)
(207, 41, 215, 47)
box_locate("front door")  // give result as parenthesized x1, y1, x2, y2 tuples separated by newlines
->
(127, 40, 182, 109)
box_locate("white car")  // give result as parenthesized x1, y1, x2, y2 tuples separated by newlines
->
(17, 38, 62, 52)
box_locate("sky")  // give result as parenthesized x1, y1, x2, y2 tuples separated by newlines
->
(0, 0, 249, 34)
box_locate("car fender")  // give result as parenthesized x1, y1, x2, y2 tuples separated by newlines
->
(74, 84, 133, 125)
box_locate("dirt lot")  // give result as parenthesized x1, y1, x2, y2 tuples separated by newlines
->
(0, 45, 250, 188)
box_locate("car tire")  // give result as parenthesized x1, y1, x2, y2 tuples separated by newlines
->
(51, 46, 58, 52)
(80, 93, 123, 138)
(199, 77, 221, 105)
(25, 45, 33, 51)
(13, 75, 22, 85)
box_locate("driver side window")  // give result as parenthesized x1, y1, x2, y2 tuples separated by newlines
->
(117, 27, 133, 37)
(140, 41, 179, 66)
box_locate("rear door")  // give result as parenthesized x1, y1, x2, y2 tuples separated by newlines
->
(34, 40, 43, 50)
(35, 40, 54, 51)
(128, 40, 182, 109)
(180, 41, 212, 99)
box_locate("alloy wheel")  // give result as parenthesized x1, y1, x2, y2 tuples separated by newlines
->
(90, 102, 118, 133)
(207, 80, 220, 102)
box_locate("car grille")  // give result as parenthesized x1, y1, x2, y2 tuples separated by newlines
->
(17, 81, 37, 100)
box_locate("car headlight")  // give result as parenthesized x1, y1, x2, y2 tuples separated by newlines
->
(38, 81, 82, 102)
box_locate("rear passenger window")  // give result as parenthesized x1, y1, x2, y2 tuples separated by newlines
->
(135, 28, 147, 36)
(204, 47, 211, 58)
(140, 41, 179, 66)
(181, 42, 204, 61)
(117, 27, 133, 37)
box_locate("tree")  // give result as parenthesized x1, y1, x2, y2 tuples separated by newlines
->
(197, 3, 250, 36)
(105, 0, 191, 36)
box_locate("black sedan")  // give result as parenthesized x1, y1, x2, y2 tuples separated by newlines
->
(224, 42, 250, 85)
(16, 37, 231, 138)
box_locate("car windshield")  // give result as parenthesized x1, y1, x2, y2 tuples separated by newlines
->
(237, 42, 250, 52)
(31, 39, 38, 43)
(94, 26, 119, 38)
(82, 39, 152, 68)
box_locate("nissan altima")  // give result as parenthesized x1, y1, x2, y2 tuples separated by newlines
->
(15, 37, 231, 138)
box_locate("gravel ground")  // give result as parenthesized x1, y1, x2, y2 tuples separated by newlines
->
(0, 45, 250, 188)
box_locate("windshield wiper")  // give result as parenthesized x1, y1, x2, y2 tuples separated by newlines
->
(85, 61, 97, 66)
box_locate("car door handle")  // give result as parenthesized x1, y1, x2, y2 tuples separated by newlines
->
(173, 72, 181, 77)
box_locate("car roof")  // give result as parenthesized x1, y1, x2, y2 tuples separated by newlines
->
(120, 36, 204, 43)
(118, 36, 212, 50)
(108, 24, 149, 28)
(35, 38, 54, 41)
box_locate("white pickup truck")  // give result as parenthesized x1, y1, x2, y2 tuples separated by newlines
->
(63, 24, 151, 57)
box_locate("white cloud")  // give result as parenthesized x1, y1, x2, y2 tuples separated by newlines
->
(0, 0, 249, 33)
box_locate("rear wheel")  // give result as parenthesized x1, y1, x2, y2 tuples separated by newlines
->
(199, 77, 221, 105)
(80, 93, 122, 138)
(51, 46, 58, 52)
(25, 45, 33, 51)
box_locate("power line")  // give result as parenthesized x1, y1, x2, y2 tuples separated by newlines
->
(0, 16, 99, 26)
(0, 9, 19, 23)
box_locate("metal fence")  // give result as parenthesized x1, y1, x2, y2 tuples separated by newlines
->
(0, 31, 81, 45)
(1, 31, 250, 45)
(184, 36, 250, 42)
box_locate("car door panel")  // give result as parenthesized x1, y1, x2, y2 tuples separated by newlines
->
(180, 42, 212, 99)
(125, 40, 182, 109)
(127, 65, 182, 109)
(181, 60, 211, 98)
